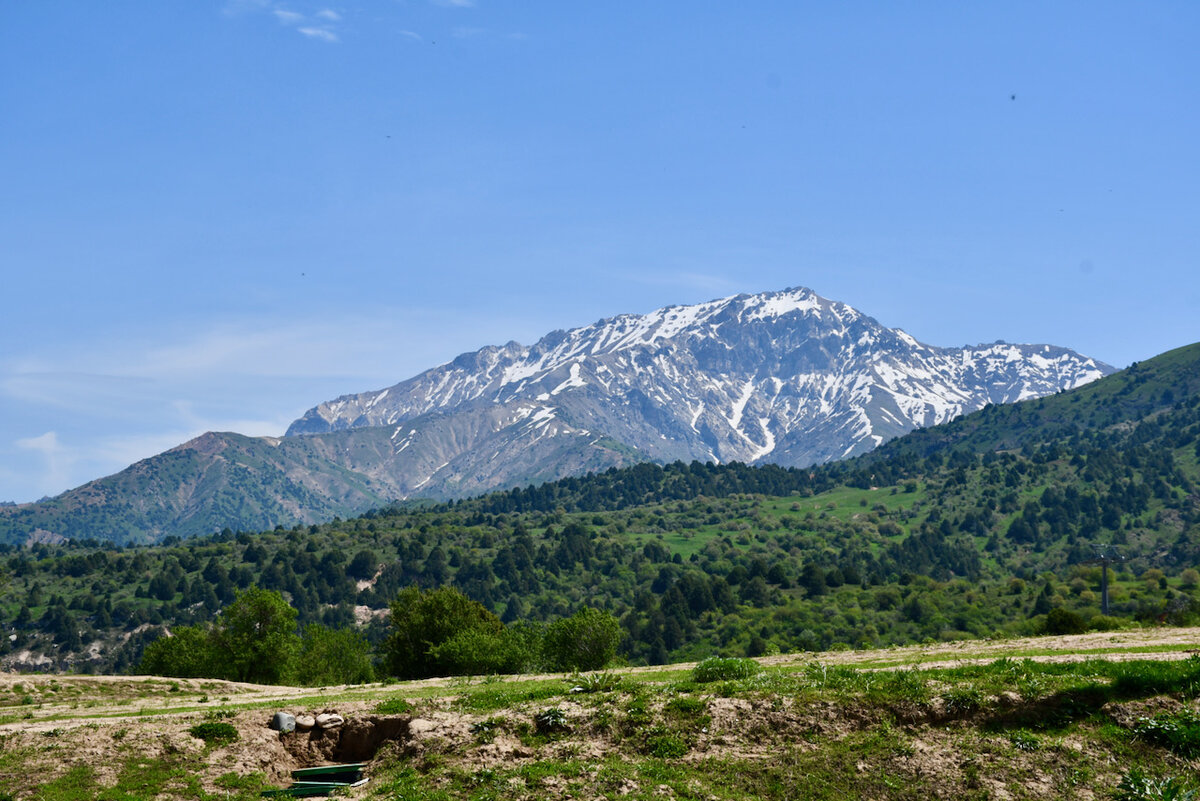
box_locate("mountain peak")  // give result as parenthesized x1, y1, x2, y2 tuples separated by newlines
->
(285, 286, 1112, 476)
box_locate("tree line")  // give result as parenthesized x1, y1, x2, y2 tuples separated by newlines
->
(138, 585, 621, 685)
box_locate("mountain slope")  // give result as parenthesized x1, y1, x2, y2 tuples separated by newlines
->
(0, 286, 1113, 544)
(0, 420, 645, 545)
(859, 341, 1200, 465)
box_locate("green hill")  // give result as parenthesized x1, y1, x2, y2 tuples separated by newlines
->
(3, 345, 1199, 674)
(858, 342, 1200, 463)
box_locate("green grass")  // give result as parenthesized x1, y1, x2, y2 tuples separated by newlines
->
(375, 696, 415, 714)
(18, 757, 267, 801)
(451, 679, 568, 712)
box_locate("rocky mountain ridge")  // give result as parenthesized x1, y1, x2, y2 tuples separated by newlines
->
(289, 286, 1110, 470)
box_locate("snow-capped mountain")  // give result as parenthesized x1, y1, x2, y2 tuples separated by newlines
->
(0, 286, 1115, 544)
(287, 287, 1111, 477)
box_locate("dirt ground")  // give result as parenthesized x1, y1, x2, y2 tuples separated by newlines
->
(0, 626, 1197, 798)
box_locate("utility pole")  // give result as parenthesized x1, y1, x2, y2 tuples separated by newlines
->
(1082, 544, 1124, 616)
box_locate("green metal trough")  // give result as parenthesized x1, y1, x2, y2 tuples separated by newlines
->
(260, 763, 369, 797)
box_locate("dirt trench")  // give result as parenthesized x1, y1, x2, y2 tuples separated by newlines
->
(278, 715, 413, 766)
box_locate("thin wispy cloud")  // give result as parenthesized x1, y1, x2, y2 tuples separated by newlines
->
(299, 27, 339, 42)
(399, 30, 423, 41)
(450, 26, 527, 41)
(229, 2, 342, 42)
(432, 0, 476, 7)
(1, 370, 154, 417)
(15, 431, 75, 497)
(16, 431, 66, 460)
(222, 0, 272, 16)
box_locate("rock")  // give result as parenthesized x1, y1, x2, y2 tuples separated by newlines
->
(295, 714, 316, 731)
(270, 712, 296, 733)
(315, 713, 344, 730)
(408, 718, 437, 735)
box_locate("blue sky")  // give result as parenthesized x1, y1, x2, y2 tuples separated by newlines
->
(2, 1, 1198, 503)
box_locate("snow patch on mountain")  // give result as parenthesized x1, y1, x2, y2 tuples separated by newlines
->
(285, 286, 1114, 479)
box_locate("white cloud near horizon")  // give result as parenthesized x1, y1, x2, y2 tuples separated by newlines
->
(16, 431, 69, 461)
(14, 431, 76, 498)
(7, 414, 302, 502)
(0, 280, 640, 504)
(0, 306, 550, 501)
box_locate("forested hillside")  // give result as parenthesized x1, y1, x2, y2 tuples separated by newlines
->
(1, 344, 1198, 676)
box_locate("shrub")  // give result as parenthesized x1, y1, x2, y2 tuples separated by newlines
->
(1116, 767, 1198, 801)
(296, 623, 375, 686)
(375, 697, 414, 714)
(568, 671, 621, 693)
(1134, 709, 1200, 757)
(385, 585, 507, 679)
(941, 686, 983, 716)
(189, 722, 238, 745)
(1181, 569, 1200, 590)
(138, 626, 215, 678)
(1088, 614, 1123, 631)
(543, 607, 622, 672)
(692, 656, 761, 683)
(534, 707, 569, 735)
(1042, 607, 1087, 635)
(429, 620, 542, 677)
